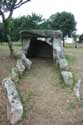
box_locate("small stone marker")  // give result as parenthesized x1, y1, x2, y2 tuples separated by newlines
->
(61, 71, 73, 86)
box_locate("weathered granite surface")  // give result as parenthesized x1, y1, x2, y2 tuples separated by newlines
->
(61, 71, 73, 86)
(2, 78, 23, 124)
(11, 68, 19, 83)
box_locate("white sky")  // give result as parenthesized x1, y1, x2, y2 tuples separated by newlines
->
(12, 0, 83, 34)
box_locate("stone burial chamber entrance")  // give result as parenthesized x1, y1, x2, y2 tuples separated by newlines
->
(18, 30, 74, 86)
(20, 29, 64, 61)
(27, 37, 53, 58)
(18, 29, 74, 88)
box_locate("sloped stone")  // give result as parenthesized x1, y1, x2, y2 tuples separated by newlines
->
(61, 71, 73, 86)
(2, 78, 23, 125)
(21, 54, 32, 70)
(22, 39, 31, 55)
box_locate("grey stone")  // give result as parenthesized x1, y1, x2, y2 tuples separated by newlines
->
(16, 51, 23, 59)
(21, 54, 32, 70)
(22, 39, 31, 55)
(61, 71, 73, 86)
(16, 59, 25, 76)
(53, 38, 65, 60)
(2, 78, 23, 125)
(11, 68, 19, 83)
(20, 30, 62, 39)
(73, 79, 81, 98)
(59, 58, 68, 70)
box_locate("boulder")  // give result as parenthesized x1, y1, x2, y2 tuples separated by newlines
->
(2, 78, 23, 125)
(73, 79, 81, 98)
(16, 51, 24, 59)
(53, 38, 65, 59)
(21, 54, 32, 70)
(59, 58, 69, 70)
(61, 71, 73, 86)
(22, 39, 31, 55)
(11, 68, 19, 83)
(16, 59, 25, 76)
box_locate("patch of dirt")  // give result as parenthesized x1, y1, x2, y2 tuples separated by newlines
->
(18, 57, 83, 125)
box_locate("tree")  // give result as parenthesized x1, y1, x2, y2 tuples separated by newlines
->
(0, 23, 5, 43)
(49, 11, 76, 46)
(0, 0, 30, 56)
(11, 13, 43, 41)
(79, 34, 83, 43)
(72, 32, 78, 48)
(39, 19, 51, 29)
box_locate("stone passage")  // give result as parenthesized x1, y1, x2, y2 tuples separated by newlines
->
(27, 38, 53, 58)
(2, 29, 75, 125)
(20, 29, 74, 86)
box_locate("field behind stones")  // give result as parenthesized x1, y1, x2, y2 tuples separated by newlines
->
(0, 44, 83, 125)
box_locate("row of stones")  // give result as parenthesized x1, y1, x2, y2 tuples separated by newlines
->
(53, 38, 81, 99)
(53, 38, 73, 86)
(2, 44, 32, 125)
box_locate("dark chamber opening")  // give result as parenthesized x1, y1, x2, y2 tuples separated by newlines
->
(27, 38, 53, 58)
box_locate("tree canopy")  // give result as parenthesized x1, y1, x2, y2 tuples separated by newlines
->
(0, 0, 30, 56)
(79, 34, 83, 43)
(0, 8, 77, 48)
(49, 12, 76, 40)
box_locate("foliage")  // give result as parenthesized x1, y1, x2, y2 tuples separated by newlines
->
(79, 34, 83, 43)
(49, 11, 76, 39)
(0, 0, 30, 56)
(0, 9, 77, 47)
(0, 23, 6, 42)
(11, 13, 44, 40)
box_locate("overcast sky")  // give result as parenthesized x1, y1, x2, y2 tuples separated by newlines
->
(13, 0, 83, 34)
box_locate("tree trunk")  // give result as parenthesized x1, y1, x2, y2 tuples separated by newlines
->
(4, 19, 14, 56)
(63, 36, 65, 47)
(7, 34, 14, 56)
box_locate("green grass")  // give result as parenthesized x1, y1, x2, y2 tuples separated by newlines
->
(0, 42, 22, 53)
(65, 55, 75, 64)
